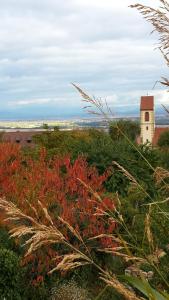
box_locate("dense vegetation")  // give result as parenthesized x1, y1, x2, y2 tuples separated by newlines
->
(158, 131, 169, 148)
(0, 123, 169, 299)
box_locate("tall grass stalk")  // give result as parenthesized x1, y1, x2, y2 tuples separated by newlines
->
(72, 84, 169, 293)
(0, 198, 142, 300)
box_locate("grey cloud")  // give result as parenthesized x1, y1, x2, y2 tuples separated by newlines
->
(0, 0, 167, 118)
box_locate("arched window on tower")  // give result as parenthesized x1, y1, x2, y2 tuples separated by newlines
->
(145, 112, 149, 122)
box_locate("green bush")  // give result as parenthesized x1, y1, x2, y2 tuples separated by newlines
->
(109, 120, 140, 141)
(0, 227, 15, 250)
(0, 248, 24, 299)
(24, 284, 49, 300)
(158, 131, 169, 148)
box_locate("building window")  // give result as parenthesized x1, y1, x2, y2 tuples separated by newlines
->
(146, 126, 148, 130)
(145, 112, 149, 122)
(16, 139, 20, 143)
(27, 139, 32, 143)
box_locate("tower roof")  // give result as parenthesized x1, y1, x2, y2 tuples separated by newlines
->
(140, 96, 154, 111)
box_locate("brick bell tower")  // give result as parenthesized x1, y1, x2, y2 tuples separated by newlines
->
(140, 96, 155, 144)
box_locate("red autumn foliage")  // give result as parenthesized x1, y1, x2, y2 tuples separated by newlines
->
(0, 143, 116, 284)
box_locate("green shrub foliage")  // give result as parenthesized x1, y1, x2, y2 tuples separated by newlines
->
(0, 248, 24, 299)
(158, 131, 169, 148)
(109, 120, 140, 141)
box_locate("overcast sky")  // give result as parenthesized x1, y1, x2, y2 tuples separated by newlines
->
(0, 0, 168, 119)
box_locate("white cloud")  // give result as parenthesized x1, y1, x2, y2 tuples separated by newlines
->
(11, 98, 56, 106)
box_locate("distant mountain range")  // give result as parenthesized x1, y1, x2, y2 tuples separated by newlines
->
(0, 103, 166, 121)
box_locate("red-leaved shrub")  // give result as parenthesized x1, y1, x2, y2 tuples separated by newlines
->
(0, 143, 116, 285)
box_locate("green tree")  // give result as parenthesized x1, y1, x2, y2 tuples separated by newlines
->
(158, 131, 169, 147)
(109, 120, 140, 142)
(43, 123, 49, 130)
